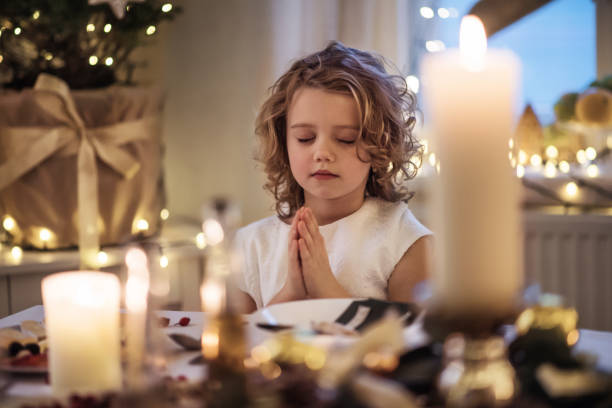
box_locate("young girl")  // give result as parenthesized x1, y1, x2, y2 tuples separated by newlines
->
(235, 41, 432, 313)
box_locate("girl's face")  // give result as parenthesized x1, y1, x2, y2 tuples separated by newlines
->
(286, 87, 371, 207)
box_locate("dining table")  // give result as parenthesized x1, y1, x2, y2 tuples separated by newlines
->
(1, 299, 612, 407)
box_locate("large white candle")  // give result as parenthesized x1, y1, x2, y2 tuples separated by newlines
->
(42, 271, 121, 396)
(421, 16, 523, 316)
(124, 248, 150, 388)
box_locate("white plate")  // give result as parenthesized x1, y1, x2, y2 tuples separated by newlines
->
(250, 298, 358, 329)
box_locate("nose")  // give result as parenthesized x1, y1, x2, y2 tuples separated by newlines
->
(313, 137, 335, 162)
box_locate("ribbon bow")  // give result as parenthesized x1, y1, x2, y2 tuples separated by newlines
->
(0, 74, 160, 267)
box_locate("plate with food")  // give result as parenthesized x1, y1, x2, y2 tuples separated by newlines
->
(0, 320, 48, 374)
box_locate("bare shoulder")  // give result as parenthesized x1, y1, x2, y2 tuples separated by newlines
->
(388, 235, 433, 303)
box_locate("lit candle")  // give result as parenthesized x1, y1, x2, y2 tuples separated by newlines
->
(421, 16, 522, 317)
(200, 277, 225, 316)
(42, 271, 121, 396)
(124, 248, 150, 388)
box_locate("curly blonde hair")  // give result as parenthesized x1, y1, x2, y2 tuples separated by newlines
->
(255, 41, 421, 219)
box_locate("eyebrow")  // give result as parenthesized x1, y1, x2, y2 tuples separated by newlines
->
(289, 123, 360, 130)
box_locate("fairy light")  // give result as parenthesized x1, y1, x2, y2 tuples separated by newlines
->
(559, 161, 570, 173)
(11, 246, 23, 261)
(135, 219, 149, 232)
(405, 75, 419, 93)
(508, 151, 513, 161)
(160, 255, 169, 268)
(146, 25, 156, 35)
(104, 23, 112, 33)
(544, 162, 557, 178)
(586, 164, 599, 178)
(0, 55, 3, 64)
(203, 219, 224, 246)
(33, 10, 40, 20)
(576, 149, 587, 164)
(420, 6, 434, 19)
(530, 154, 542, 168)
(161, 3, 173, 12)
(585, 147, 597, 161)
(565, 181, 578, 197)
(89, 55, 98, 65)
(428, 152, 436, 167)
(14, 27, 22, 35)
(518, 150, 528, 165)
(508, 139, 514, 149)
(43, 51, 53, 61)
(545, 145, 558, 160)
(86, 23, 95, 32)
(510, 158, 517, 168)
(516, 165, 525, 178)
(196, 232, 207, 249)
(3, 216, 16, 231)
(426, 40, 446, 53)
(97, 251, 108, 265)
(438, 8, 450, 19)
(160, 208, 170, 220)
(105, 57, 114, 66)
(39, 228, 51, 243)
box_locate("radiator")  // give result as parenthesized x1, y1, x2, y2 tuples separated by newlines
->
(524, 212, 612, 331)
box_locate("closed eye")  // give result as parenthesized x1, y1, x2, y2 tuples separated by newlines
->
(338, 139, 356, 144)
(297, 137, 314, 143)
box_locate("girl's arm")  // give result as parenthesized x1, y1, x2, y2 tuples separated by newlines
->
(236, 290, 257, 313)
(388, 235, 433, 303)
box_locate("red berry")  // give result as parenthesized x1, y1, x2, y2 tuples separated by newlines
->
(178, 317, 190, 326)
(177, 375, 187, 381)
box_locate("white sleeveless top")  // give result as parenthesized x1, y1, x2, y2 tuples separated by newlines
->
(234, 197, 432, 309)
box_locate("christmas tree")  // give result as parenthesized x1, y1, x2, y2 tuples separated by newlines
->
(0, 0, 181, 89)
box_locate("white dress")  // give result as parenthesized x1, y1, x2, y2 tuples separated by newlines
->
(233, 197, 432, 309)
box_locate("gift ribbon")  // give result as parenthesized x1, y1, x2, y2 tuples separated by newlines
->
(0, 74, 160, 267)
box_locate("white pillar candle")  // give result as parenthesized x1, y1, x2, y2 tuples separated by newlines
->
(124, 248, 150, 388)
(42, 271, 121, 396)
(421, 16, 523, 316)
(200, 277, 225, 317)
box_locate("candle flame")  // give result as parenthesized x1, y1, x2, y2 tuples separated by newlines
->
(459, 15, 486, 72)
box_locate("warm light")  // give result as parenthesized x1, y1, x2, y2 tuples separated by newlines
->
(576, 149, 587, 164)
(89, 55, 98, 65)
(200, 279, 225, 315)
(203, 219, 224, 245)
(159, 255, 169, 268)
(586, 164, 599, 178)
(508, 139, 514, 149)
(508, 151, 513, 161)
(545, 145, 558, 159)
(105, 57, 114, 66)
(161, 3, 173, 12)
(585, 147, 597, 161)
(304, 349, 326, 370)
(544, 162, 557, 178)
(426, 40, 446, 53)
(125, 248, 148, 272)
(251, 345, 272, 364)
(33, 10, 40, 20)
(566, 329, 579, 346)
(0, 55, 3, 64)
(510, 158, 517, 168)
(260, 362, 282, 379)
(428, 152, 436, 167)
(516, 165, 525, 178)
(86, 23, 95, 32)
(420, 6, 434, 19)
(565, 182, 578, 197)
(195, 232, 207, 249)
(422, 139, 429, 154)
(97, 251, 108, 265)
(160, 208, 170, 220)
(518, 150, 527, 165)
(202, 329, 219, 359)
(438, 8, 450, 19)
(530, 154, 542, 168)
(125, 249, 150, 312)
(40, 228, 52, 242)
(146, 25, 156, 35)
(135, 219, 149, 232)
(14, 27, 22, 35)
(459, 15, 486, 71)
(11, 246, 23, 261)
(405, 75, 419, 93)
(559, 161, 570, 173)
(3, 216, 16, 231)
(104, 23, 112, 33)
(43, 52, 53, 61)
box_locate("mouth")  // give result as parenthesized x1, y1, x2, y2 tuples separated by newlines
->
(311, 170, 339, 179)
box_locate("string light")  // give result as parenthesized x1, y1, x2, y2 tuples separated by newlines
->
(43, 51, 53, 61)
(544, 162, 557, 178)
(104, 23, 112, 33)
(3, 216, 16, 231)
(135, 219, 149, 232)
(559, 161, 570, 173)
(545, 145, 558, 160)
(89, 55, 98, 65)
(530, 154, 542, 168)
(146, 25, 156, 35)
(39, 228, 51, 243)
(196, 232, 207, 249)
(161, 3, 173, 12)
(576, 149, 587, 164)
(508, 139, 514, 149)
(160, 208, 170, 220)
(510, 158, 517, 168)
(585, 147, 597, 161)
(405, 75, 419, 93)
(86, 23, 95, 32)
(516, 165, 525, 178)
(564, 181, 578, 197)
(518, 150, 528, 165)
(160, 255, 169, 268)
(428, 152, 436, 167)
(97, 251, 108, 265)
(420, 7, 434, 19)
(14, 27, 22, 35)
(586, 164, 599, 178)
(438, 8, 450, 19)
(11, 246, 23, 261)
(33, 10, 40, 20)
(508, 151, 513, 161)
(105, 57, 114, 66)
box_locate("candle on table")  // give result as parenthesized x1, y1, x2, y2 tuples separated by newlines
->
(124, 248, 150, 388)
(421, 16, 523, 317)
(42, 271, 121, 396)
